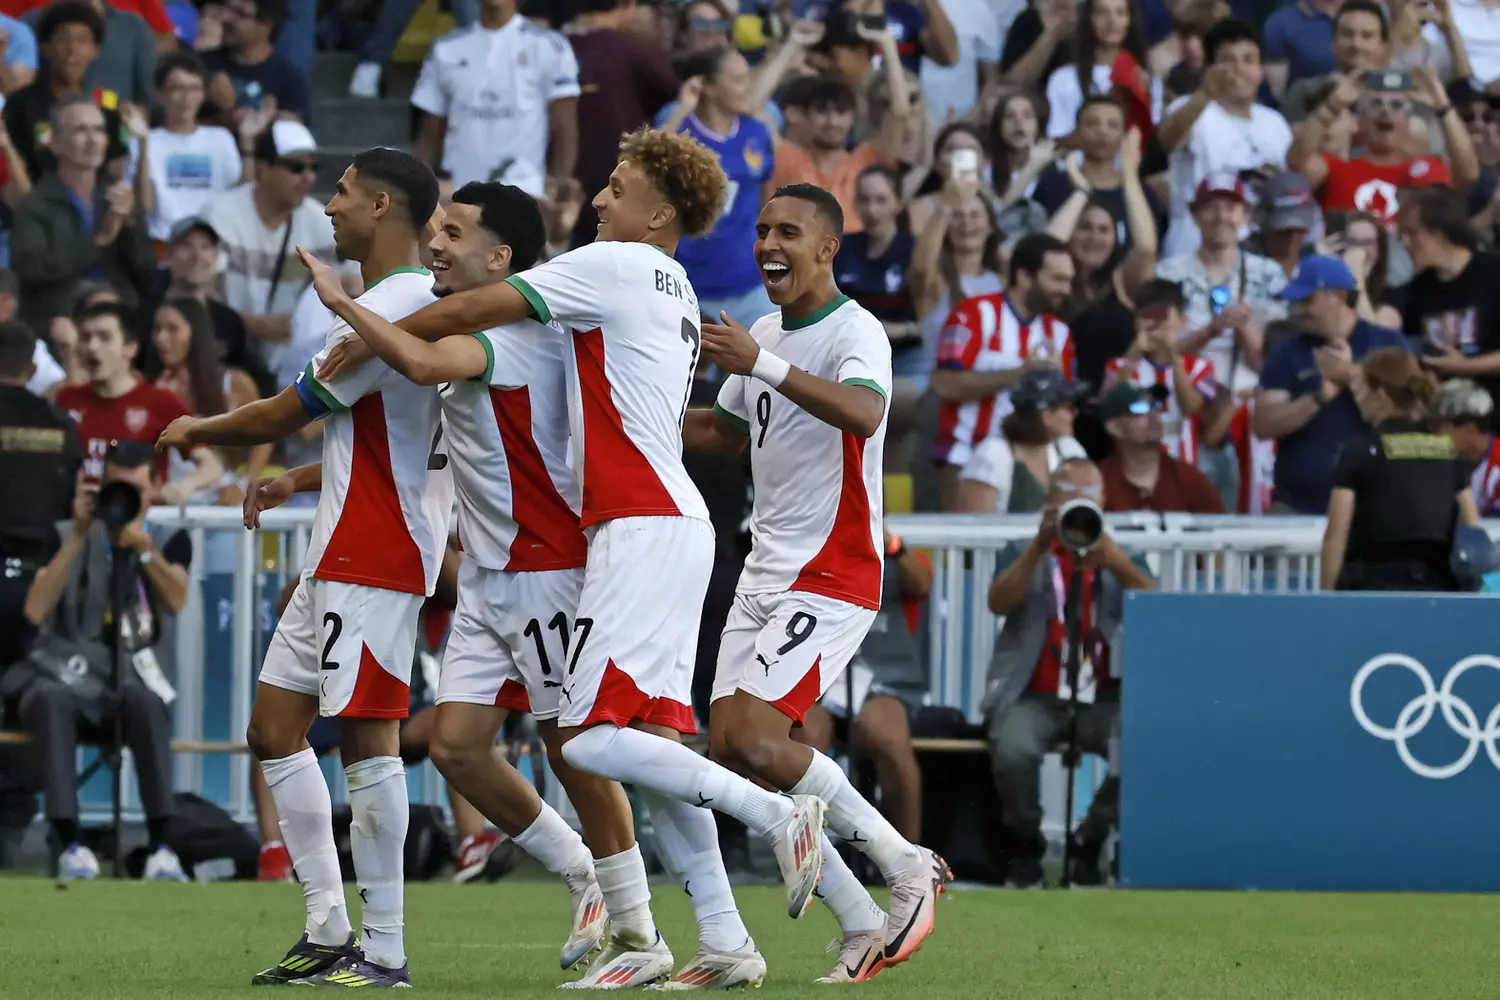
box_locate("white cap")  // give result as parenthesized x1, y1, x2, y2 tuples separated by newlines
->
(258, 119, 319, 161)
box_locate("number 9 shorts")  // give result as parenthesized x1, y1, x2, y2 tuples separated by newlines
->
(711, 591, 879, 726)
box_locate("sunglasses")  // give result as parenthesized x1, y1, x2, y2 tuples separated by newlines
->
(689, 16, 732, 31)
(278, 160, 319, 175)
(1461, 110, 1499, 125)
(1126, 398, 1163, 416)
(1358, 95, 1411, 114)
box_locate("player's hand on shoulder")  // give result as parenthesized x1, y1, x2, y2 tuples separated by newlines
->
(156, 415, 200, 453)
(297, 246, 351, 311)
(317, 337, 374, 380)
(700, 310, 761, 375)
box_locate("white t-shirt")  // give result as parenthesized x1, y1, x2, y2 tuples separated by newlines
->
(410, 18, 581, 192)
(1162, 97, 1293, 258)
(716, 297, 892, 611)
(293, 268, 452, 596)
(26, 339, 64, 395)
(503, 241, 709, 527)
(1423, 0, 1500, 84)
(146, 126, 242, 242)
(960, 435, 1086, 513)
(1044, 63, 1164, 139)
(920, 0, 1003, 123)
(442, 319, 586, 573)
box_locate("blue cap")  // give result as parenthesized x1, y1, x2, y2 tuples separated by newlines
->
(1280, 255, 1358, 302)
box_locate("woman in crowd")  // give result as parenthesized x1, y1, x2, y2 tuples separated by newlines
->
(1044, 0, 1156, 140)
(905, 122, 991, 233)
(989, 90, 1054, 240)
(1034, 97, 1164, 251)
(675, 0, 735, 55)
(954, 368, 1088, 513)
(1325, 212, 1403, 330)
(1321, 347, 1477, 592)
(910, 173, 1004, 379)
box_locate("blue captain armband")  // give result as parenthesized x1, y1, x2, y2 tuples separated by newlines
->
(295, 363, 343, 419)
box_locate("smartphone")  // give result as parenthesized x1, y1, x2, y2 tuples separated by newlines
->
(1362, 69, 1412, 93)
(951, 147, 981, 181)
(860, 13, 886, 30)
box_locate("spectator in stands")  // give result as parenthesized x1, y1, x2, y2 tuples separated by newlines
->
(1037, 103, 1163, 256)
(1042, 0, 1157, 141)
(1323, 211, 1403, 329)
(567, 0, 677, 245)
(1156, 20, 1293, 257)
(1098, 379, 1223, 512)
(202, 0, 311, 126)
(347, 0, 480, 99)
(12, 439, 189, 882)
(1262, 0, 1341, 98)
(955, 367, 1088, 513)
(1203, 386, 1277, 514)
(1431, 378, 1500, 516)
(1398, 187, 1500, 404)
(1103, 278, 1216, 464)
(412, 0, 580, 198)
(69, 0, 162, 105)
(0, 12, 38, 96)
(985, 458, 1153, 887)
(1157, 173, 1286, 395)
(1322, 347, 1475, 591)
(1001, 0, 1075, 93)
(3, 2, 129, 183)
(931, 232, 1075, 509)
(911, 0, 993, 123)
(145, 52, 242, 247)
(203, 119, 336, 374)
(0, 270, 67, 398)
(54, 301, 221, 493)
(1256, 254, 1410, 514)
(10, 97, 156, 333)
(1252, 171, 1319, 280)
(1289, 67, 1478, 228)
(905, 121, 992, 235)
(987, 90, 1053, 241)
(1279, 1, 1389, 124)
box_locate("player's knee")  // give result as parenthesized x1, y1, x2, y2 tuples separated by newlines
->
(720, 725, 779, 777)
(428, 727, 483, 778)
(559, 724, 616, 772)
(246, 716, 295, 762)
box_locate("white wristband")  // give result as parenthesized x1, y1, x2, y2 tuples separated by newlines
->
(750, 349, 792, 388)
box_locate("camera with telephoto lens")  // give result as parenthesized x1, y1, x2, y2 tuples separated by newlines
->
(95, 480, 142, 533)
(1056, 498, 1105, 554)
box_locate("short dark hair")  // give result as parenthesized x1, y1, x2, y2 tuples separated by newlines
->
(76, 301, 138, 342)
(678, 47, 732, 85)
(1009, 233, 1070, 285)
(1135, 279, 1186, 313)
(1335, 0, 1388, 40)
(0, 319, 35, 377)
(252, 0, 288, 31)
(154, 50, 207, 90)
(771, 183, 844, 237)
(1077, 95, 1125, 121)
(350, 147, 440, 234)
(38, 0, 104, 45)
(783, 75, 856, 113)
(450, 182, 548, 274)
(1203, 19, 1260, 65)
(1399, 187, 1480, 251)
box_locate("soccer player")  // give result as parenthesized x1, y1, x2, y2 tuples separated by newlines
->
(686, 184, 952, 983)
(316, 128, 825, 990)
(156, 148, 448, 989)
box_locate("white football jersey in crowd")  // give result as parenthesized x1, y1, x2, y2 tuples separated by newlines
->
(441, 319, 587, 573)
(410, 16, 581, 192)
(716, 297, 892, 611)
(504, 241, 710, 527)
(293, 268, 453, 596)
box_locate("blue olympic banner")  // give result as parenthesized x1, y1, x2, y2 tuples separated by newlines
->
(1119, 593, 1500, 892)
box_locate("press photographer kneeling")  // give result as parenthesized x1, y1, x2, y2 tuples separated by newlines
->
(984, 459, 1155, 887)
(3, 441, 190, 881)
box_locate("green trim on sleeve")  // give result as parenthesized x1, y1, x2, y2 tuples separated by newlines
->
(842, 377, 889, 401)
(302, 362, 347, 413)
(714, 403, 750, 434)
(504, 275, 552, 324)
(468, 332, 495, 384)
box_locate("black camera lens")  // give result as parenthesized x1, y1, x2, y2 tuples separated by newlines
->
(95, 480, 142, 532)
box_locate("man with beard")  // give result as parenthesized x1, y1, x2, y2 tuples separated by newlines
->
(930, 232, 1076, 510)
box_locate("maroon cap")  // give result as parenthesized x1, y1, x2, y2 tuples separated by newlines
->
(1192, 172, 1250, 210)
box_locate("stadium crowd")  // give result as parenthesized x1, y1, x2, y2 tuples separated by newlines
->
(1, 0, 1498, 898)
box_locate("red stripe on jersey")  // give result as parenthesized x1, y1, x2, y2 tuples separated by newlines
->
(573, 328, 682, 528)
(489, 385, 588, 571)
(639, 696, 697, 736)
(579, 658, 697, 734)
(494, 678, 533, 713)
(315, 394, 427, 595)
(339, 643, 411, 719)
(770, 654, 823, 725)
(790, 432, 881, 609)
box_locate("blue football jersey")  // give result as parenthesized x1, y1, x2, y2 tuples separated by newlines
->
(674, 114, 775, 300)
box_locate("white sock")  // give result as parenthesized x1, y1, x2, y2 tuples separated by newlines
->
(512, 802, 594, 882)
(562, 725, 793, 839)
(593, 844, 657, 942)
(792, 751, 920, 883)
(816, 834, 884, 935)
(642, 791, 752, 954)
(345, 756, 408, 970)
(260, 748, 351, 946)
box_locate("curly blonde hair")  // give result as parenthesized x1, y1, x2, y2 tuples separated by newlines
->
(618, 126, 729, 238)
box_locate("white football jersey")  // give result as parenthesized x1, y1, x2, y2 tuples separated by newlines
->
(505, 241, 710, 527)
(294, 268, 454, 596)
(440, 319, 586, 573)
(716, 297, 892, 610)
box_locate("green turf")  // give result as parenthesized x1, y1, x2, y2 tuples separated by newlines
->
(0, 879, 1494, 999)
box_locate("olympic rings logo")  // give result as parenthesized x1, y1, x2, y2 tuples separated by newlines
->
(1349, 654, 1500, 780)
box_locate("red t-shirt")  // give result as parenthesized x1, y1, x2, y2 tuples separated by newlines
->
(1029, 545, 1115, 696)
(56, 378, 192, 482)
(0, 0, 174, 31)
(1317, 152, 1450, 224)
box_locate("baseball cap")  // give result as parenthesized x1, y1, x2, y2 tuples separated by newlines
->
(1099, 381, 1169, 421)
(167, 216, 219, 246)
(1011, 368, 1089, 412)
(1279, 254, 1358, 302)
(1191, 171, 1249, 210)
(1261, 172, 1318, 231)
(253, 119, 319, 164)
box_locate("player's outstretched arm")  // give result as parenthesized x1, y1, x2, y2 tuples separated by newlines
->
(683, 406, 749, 455)
(332, 291, 487, 385)
(157, 385, 311, 453)
(701, 312, 885, 439)
(243, 463, 322, 529)
(401, 280, 534, 343)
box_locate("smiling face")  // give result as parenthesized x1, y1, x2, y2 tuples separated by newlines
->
(168, 229, 219, 291)
(324, 165, 380, 261)
(946, 194, 993, 254)
(1211, 38, 1263, 104)
(46, 21, 98, 88)
(427, 202, 509, 295)
(1194, 194, 1248, 249)
(593, 159, 668, 243)
(1333, 10, 1384, 73)
(706, 50, 753, 118)
(1070, 204, 1117, 271)
(754, 195, 839, 307)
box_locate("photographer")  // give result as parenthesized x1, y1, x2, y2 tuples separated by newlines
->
(5, 440, 189, 882)
(984, 459, 1155, 887)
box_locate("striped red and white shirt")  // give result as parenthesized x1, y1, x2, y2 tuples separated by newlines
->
(933, 292, 1074, 467)
(1228, 397, 1276, 515)
(1469, 436, 1500, 517)
(1103, 353, 1217, 465)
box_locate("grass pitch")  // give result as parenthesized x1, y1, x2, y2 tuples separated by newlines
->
(0, 879, 1493, 999)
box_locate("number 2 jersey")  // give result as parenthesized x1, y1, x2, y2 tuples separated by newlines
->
(715, 296, 892, 610)
(294, 268, 454, 596)
(503, 241, 710, 527)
